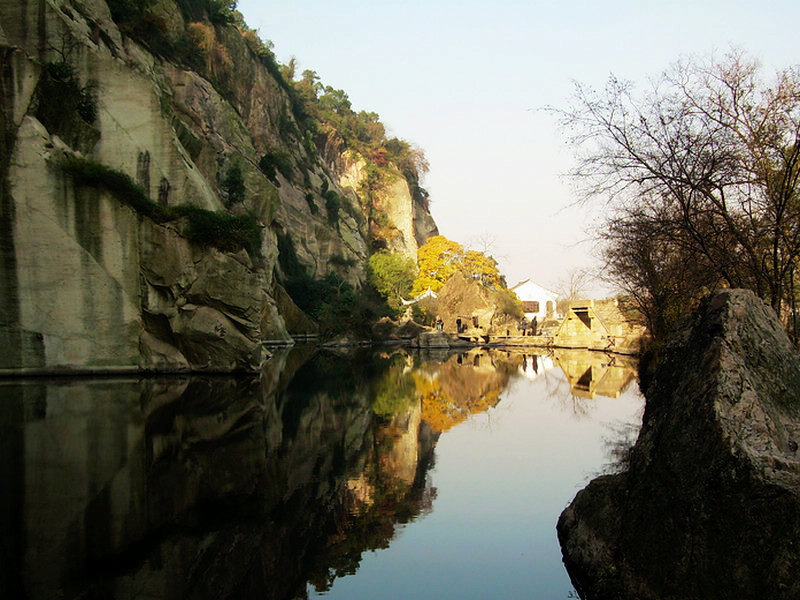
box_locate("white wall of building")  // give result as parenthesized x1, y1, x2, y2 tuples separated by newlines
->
(511, 280, 560, 321)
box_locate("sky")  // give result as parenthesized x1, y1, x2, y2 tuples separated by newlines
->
(237, 0, 800, 296)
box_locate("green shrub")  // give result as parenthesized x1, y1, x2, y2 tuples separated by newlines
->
(284, 271, 391, 339)
(276, 230, 304, 279)
(172, 205, 261, 255)
(221, 161, 245, 206)
(305, 192, 318, 214)
(60, 156, 167, 220)
(258, 148, 293, 184)
(60, 156, 262, 255)
(36, 61, 97, 138)
(324, 189, 340, 225)
(367, 250, 416, 310)
(278, 112, 296, 140)
(492, 288, 524, 320)
(206, 0, 237, 23)
(284, 273, 332, 318)
(108, 0, 174, 56)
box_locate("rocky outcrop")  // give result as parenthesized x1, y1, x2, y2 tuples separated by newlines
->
(339, 154, 437, 260)
(558, 289, 800, 600)
(431, 271, 517, 336)
(0, 0, 437, 372)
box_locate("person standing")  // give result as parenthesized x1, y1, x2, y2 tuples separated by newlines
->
(520, 316, 528, 336)
(531, 316, 538, 336)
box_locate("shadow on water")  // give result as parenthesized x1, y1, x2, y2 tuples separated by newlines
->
(0, 346, 639, 599)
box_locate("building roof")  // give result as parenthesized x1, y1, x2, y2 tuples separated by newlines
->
(511, 279, 558, 300)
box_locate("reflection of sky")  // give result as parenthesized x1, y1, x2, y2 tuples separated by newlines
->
(310, 362, 644, 599)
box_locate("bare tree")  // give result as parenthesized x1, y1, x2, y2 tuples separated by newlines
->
(555, 268, 592, 313)
(556, 50, 800, 338)
(466, 232, 498, 256)
(598, 201, 718, 338)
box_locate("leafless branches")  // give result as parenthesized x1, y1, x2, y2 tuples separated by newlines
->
(555, 50, 800, 338)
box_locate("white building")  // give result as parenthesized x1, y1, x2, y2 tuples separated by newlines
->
(511, 279, 560, 321)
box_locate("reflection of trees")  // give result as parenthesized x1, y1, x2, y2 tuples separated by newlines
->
(370, 352, 416, 418)
(416, 351, 520, 432)
(600, 419, 641, 476)
(7, 347, 445, 600)
(11, 347, 591, 600)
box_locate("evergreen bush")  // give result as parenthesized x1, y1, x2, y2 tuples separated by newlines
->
(36, 61, 97, 136)
(258, 148, 293, 184)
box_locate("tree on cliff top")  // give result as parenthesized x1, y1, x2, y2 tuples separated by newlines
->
(558, 50, 800, 340)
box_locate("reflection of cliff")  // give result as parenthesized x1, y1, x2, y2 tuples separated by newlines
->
(2, 347, 440, 600)
(416, 350, 521, 432)
(305, 402, 438, 594)
(553, 349, 637, 400)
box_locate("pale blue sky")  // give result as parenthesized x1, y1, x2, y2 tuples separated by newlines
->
(238, 0, 800, 295)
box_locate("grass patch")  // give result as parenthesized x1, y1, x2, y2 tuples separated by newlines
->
(60, 156, 262, 255)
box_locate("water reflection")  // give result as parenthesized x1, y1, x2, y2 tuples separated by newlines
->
(0, 347, 641, 599)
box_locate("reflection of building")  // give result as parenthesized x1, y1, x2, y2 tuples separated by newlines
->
(511, 279, 560, 321)
(553, 349, 637, 399)
(554, 299, 646, 355)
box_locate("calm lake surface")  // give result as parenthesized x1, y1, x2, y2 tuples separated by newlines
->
(1, 347, 643, 599)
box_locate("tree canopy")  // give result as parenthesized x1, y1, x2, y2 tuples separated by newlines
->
(367, 250, 417, 309)
(411, 235, 504, 297)
(559, 50, 800, 341)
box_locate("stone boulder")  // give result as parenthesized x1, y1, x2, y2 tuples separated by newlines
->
(413, 332, 451, 348)
(558, 289, 800, 600)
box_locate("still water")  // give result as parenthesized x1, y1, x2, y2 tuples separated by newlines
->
(0, 347, 642, 599)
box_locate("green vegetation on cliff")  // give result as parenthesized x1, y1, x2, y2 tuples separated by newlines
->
(61, 156, 262, 256)
(102, 0, 439, 338)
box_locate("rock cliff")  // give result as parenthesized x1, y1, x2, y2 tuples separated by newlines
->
(557, 289, 800, 599)
(0, 0, 437, 373)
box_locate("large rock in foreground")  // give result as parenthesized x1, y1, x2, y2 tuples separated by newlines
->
(558, 289, 800, 600)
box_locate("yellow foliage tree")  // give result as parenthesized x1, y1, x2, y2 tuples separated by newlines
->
(411, 235, 505, 296)
(461, 250, 502, 290)
(411, 235, 464, 296)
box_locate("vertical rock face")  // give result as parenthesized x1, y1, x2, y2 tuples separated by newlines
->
(0, 0, 437, 372)
(557, 289, 800, 600)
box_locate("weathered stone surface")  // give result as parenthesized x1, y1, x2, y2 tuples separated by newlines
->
(272, 282, 318, 338)
(0, 0, 437, 372)
(6, 117, 142, 371)
(558, 289, 800, 600)
(413, 332, 451, 348)
(413, 198, 439, 248)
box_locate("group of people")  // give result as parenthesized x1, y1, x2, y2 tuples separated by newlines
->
(519, 316, 538, 336)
